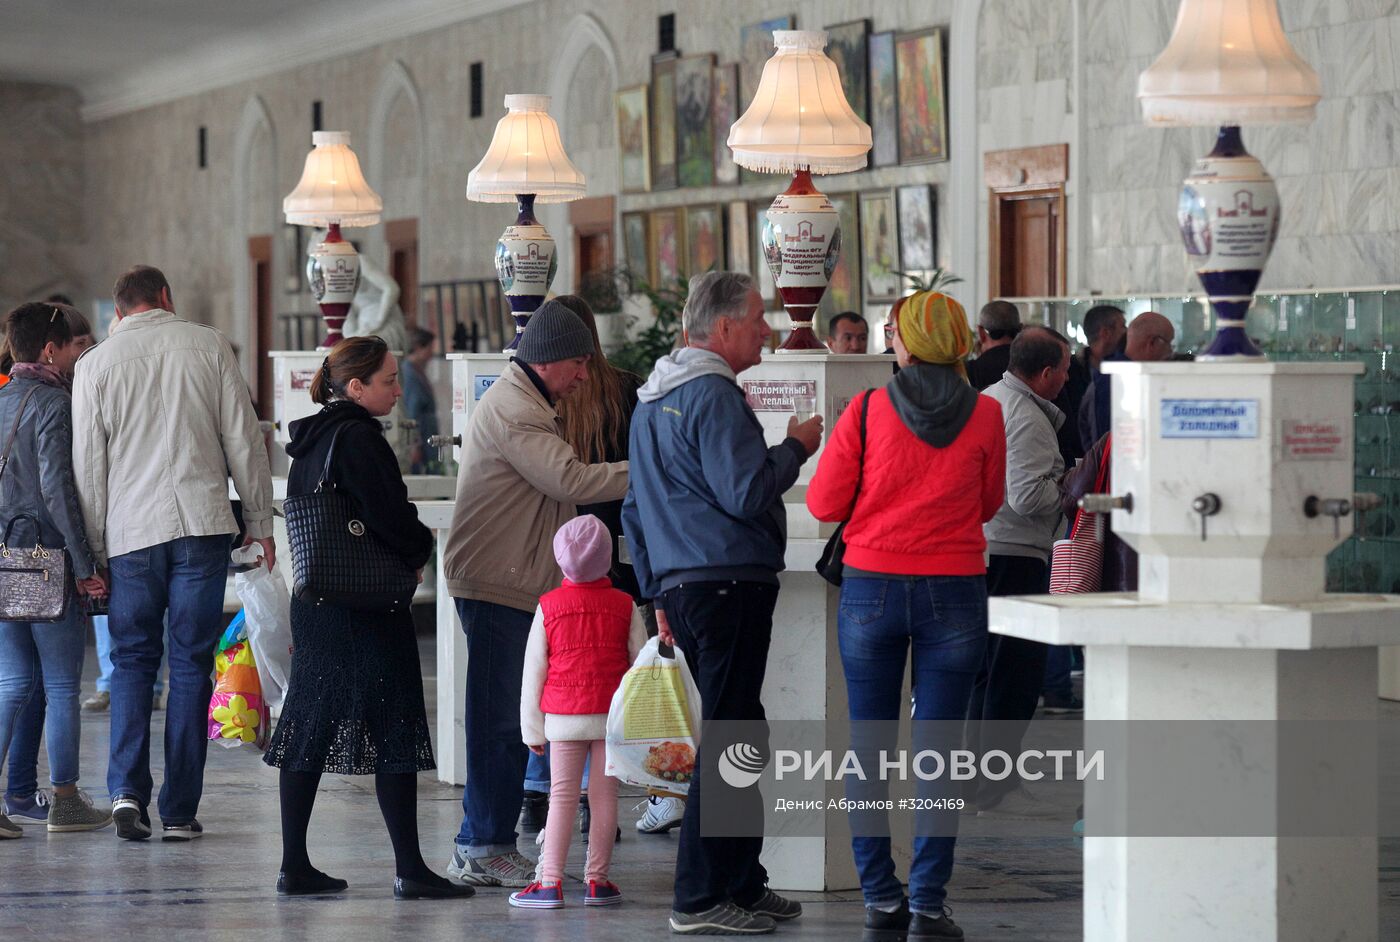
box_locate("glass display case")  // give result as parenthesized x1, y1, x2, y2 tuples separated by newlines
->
(1006, 288, 1400, 594)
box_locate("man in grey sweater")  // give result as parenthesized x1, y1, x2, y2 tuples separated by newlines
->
(966, 327, 1070, 817)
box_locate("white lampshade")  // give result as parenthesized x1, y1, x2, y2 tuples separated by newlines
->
(1139, 0, 1321, 126)
(466, 94, 586, 203)
(727, 30, 872, 175)
(283, 131, 382, 226)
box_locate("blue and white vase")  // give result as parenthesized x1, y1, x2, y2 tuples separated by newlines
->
(1178, 126, 1279, 360)
(494, 194, 558, 352)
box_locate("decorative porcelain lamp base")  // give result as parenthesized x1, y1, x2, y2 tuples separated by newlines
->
(495, 193, 558, 353)
(1178, 126, 1276, 361)
(307, 223, 362, 348)
(762, 169, 841, 353)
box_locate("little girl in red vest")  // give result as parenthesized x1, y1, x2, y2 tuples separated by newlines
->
(510, 514, 646, 910)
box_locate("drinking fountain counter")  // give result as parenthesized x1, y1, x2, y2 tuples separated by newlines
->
(990, 360, 1400, 942)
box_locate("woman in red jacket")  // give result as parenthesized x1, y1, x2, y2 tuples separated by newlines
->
(807, 291, 1006, 941)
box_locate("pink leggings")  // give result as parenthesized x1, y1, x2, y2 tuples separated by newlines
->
(538, 739, 618, 885)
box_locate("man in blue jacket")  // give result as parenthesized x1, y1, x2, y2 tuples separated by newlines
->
(623, 271, 822, 936)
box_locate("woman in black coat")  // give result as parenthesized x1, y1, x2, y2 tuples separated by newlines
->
(264, 336, 471, 901)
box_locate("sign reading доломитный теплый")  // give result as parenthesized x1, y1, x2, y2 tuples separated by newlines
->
(1160, 399, 1259, 439)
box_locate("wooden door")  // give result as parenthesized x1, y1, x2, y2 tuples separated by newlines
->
(985, 144, 1069, 298)
(999, 195, 1060, 297)
(247, 235, 273, 417)
(386, 217, 419, 332)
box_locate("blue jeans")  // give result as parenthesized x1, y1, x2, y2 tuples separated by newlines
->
(107, 535, 228, 824)
(838, 575, 988, 915)
(525, 746, 551, 794)
(0, 605, 87, 789)
(96, 616, 169, 694)
(454, 598, 533, 856)
(1042, 644, 1075, 700)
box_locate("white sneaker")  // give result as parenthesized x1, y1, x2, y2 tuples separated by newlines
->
(634, 795, 684, 834)
(445, 846, 536, 887)
(82, 691, 109, 712)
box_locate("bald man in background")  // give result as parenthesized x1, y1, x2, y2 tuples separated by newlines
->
(1078, 311, 1175, 448)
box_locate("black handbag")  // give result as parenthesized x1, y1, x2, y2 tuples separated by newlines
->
(815, 390, 871, 587)
(283, 422, 418, 613)
(0, 386, 70, 622)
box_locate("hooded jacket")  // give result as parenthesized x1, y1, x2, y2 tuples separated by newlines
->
(982, 371, 1067, 560)
(622, 348, 808, 600)
(807, 363, 1006, 575)
(285, 401, 433, 571)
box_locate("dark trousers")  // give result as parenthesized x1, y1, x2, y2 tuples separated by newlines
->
(453, 598, 533, 855)
(661, 580, 778, 915)
(964, 554, 1050, 806)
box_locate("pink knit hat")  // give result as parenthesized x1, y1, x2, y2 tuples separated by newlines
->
(553, 514, 612, 583)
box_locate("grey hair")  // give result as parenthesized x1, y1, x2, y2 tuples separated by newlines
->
(683, 271, 757, 342)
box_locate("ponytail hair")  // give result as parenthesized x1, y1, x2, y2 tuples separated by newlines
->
(310, 335, 390, 405)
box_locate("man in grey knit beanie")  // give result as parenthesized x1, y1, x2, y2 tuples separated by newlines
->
(441, 294, 628, 888)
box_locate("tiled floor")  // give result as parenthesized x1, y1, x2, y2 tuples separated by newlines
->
(2, 630, 1397, 941)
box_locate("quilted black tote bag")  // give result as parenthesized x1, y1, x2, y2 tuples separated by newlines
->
(283, 423, 418, 614)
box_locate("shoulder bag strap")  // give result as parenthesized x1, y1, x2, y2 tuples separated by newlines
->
(317, 421, 353, 491)
(1069, 433, 1114, 539)
(0, 385, 41, 483)
(845, 390, 873, 520)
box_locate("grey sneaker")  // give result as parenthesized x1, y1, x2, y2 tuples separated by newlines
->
(670, 902, 777, 935)
(977, 785, 1059, 819)
(741, 889, 802, 921)
(445, 846, 535, 888)
(82, 690, 110, 712)
(0, 812, 21, 839)
(47, 791, 112, 833)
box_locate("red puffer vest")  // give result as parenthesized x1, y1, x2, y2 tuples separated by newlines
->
(539, 578, 634, 715)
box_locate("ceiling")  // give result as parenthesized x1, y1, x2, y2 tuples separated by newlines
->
(0, 0, 528, 121)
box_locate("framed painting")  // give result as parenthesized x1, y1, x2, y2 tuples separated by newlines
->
(740, 16, 794, 183)
(895, 27, 948, 164)
(648, 207, 686, 287)
(726, 199, 750, 273)
(750, 200, 779, 308)
(868, 31, 898, 168)
(825, 19, 870, 124)
(675, 54, 716, 188)
(686, 204, 723, 276)
(821, 192, 860, 318)
(650, 53, 679, 190)
(622, 211, 650, 284)
(712, 62, 740, 185)
(615, 84, 650, 193)
(859, 190, 900, 303)
(897, 184, 936, 271)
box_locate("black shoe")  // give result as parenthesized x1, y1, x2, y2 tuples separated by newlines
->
(111, 797, 151, 841)
(277, 870, 349, 896)
(519, 790, 548, 834)
(864, 899, 911, 940)
(1040, 693, 1084, 714)
(910, 907, 963, 940)
(161, 819, 203, 841)
(579, 795, 590, 836)
(394, 875, 477, 900)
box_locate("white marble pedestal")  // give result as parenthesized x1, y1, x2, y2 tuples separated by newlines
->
(991, 592, 1400, 942)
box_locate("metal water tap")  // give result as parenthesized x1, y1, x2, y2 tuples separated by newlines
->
(1079, 493, 1134, 514)
(428, 433, 461, 463)
(1308, 492, 1382, 540)
(1191, 492, 1221, 541)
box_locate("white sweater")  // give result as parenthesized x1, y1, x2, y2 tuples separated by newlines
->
(520, 603, 648, 746)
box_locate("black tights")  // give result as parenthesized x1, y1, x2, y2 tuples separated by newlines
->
(279, 768, 447, 885)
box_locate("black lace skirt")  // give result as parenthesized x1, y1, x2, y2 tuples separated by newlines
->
(264, 597, 435, 775)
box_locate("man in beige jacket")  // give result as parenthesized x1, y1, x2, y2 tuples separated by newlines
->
(72, 265, 273, 843)
(442, 300, 627, 888)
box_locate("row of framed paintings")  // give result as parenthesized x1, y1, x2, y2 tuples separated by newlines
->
(616, 18, 948, 193)
(620, 185, 937, 311)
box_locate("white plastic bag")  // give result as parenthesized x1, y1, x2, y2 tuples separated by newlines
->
(604, 636, 703, 796)
(230, 544, 293, 711)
